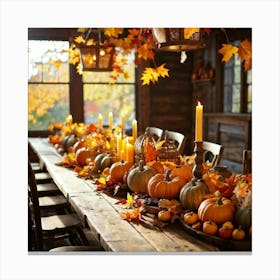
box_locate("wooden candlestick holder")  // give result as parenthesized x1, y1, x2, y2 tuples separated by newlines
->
(192, 141, 204, 179)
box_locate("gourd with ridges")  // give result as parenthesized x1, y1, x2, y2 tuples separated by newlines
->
(179, 179, 209, 211)
(198, 196, 235, 224)
(127, 160, 156, 193)
(147, 169, 186, 199)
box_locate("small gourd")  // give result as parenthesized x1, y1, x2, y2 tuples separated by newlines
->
(179, 179, 209, 211)
(127, 160, 156, 193)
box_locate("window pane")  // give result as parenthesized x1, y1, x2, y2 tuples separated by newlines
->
(234, 66, 241, 83)
(223, 86, 232, 112)
(232, 84, 241, 113)
(28, 40, 70, 130)
(84, 84, 135, 127)
(224, 68, 233, 84)
(29, 40, 69, 83)
(28, 84, 69, 130)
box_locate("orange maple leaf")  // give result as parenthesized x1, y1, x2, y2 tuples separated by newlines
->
(145, 142, 158, 162)
(218, 44, 239, 63)
(238, 39, 252, 71)
(121, 208, 141, 221)
(137, 42, 154, 60)
(184, 28, 200, 39)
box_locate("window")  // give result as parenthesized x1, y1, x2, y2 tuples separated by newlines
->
(83, 51, 136, 128)
(28, 40, 70, 130)
(223, 41, 252, 113)
(28, 36, 136, 132)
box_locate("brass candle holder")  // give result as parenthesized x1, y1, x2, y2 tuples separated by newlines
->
(192, 141, 204, 179)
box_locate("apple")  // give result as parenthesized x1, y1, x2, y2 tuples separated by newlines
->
(218, 226, 233, 239)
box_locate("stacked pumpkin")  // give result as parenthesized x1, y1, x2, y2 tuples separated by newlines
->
(179, 170, 252, 241)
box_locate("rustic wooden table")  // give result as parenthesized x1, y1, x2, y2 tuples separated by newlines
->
(29, 137, 219, 252)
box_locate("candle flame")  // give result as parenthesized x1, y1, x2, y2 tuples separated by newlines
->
(197, 101, 201, 106)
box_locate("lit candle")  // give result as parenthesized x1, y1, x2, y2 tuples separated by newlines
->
(121, 113, 125, 132)
(126, 141, 135, 163)
(109, 112, 113, 129)
(195, 101, 203, 142)
(132, 120, 137, 142)
(122, 137, 127, 161)
(98, 113, 103, 129)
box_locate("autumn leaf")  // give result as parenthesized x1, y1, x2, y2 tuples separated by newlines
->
(184, 28, 200, 39)
(74, 36, 85, 44)
(104, 28, 123, 38)
(238, 39, 252, 71)
(218, 44, 239, 63)
(141, 64, 170, 85)
(145, 142, 158, 162)
(121, 208, 141, 222)
(137, 42, 154, 60)
(125, 192, 134, 208)
(156, 64, 169, 78)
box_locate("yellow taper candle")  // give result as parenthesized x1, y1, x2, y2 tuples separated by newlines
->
(195, 101, 203, 142)
(109, 112, 113, 129)
(126, 142, 135, 163)
(98, 113, 103, 129)
(132, 119, 137, 142)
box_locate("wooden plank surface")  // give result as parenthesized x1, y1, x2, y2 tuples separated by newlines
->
(29, 137, 220, 252)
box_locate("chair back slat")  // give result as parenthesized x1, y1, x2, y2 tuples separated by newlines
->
(162, 130, 186, 155)
(202, 141, 224, 167)
(28, 160, 43, 250)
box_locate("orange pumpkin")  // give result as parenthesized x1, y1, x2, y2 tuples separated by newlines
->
(198, 196, 235, 224)
(109, 160, 134, 183)
(170, 164, 193, 182)
(147, 169, 186, 199)
(75, 147, 97, 166)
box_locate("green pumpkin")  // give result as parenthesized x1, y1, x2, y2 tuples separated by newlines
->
(179, 179, 209, 211)
(93, 153, 113, 173)
(127, 160, 156, 193)
(234, 207, 252, 231)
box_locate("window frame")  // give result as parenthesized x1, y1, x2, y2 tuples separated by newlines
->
(28, 28, 139, 137)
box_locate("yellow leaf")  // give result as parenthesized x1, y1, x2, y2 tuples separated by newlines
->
(104, 28, 123, 38)
(218, 44, 239, 63)
(155, 140, 165, 148)
(74, 36, 85, 44)
(141, 64, 169, 86)
(125, 192, 134, 209)
(184, 28, 200, 39)
(156, 63, 169, 78)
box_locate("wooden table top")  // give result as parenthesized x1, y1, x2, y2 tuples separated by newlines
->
(29, 137, 219, 252)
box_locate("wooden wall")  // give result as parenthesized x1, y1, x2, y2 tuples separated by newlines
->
(136, 50, 194, 155)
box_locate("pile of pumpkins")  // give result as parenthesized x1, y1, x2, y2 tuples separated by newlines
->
(54, 134, 252, 242)
(106, 158, 252, 241)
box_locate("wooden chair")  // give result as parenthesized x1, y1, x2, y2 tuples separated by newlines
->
(202, 141, 224, 167)
(28, 160, 89, 251)
(146, 127, 164, 142)
(242, 149, 252, 174)
(161, 130, 186, 155)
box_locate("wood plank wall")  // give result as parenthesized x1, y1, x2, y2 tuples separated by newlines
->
(137, 50, 194, 155)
